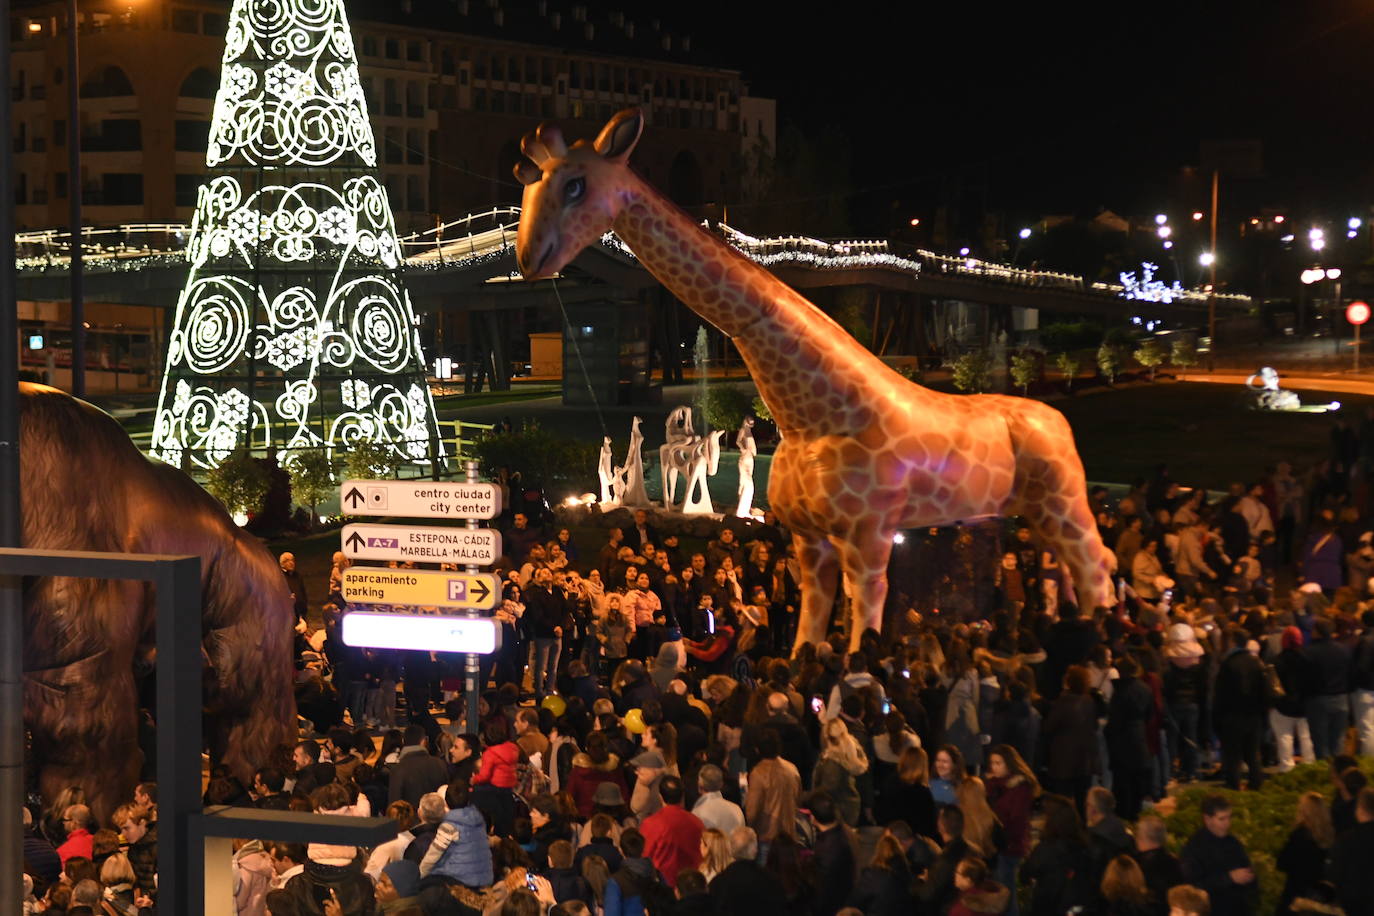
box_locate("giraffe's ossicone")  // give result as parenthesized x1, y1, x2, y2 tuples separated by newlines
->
(513, 109, 1117, 653)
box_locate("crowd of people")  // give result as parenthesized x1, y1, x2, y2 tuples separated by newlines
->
(18, 441, 1374, 916)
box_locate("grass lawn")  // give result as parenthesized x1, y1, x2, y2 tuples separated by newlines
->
(1054, 381, 1364, 490)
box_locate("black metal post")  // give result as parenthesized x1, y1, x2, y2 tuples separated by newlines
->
(0, 0, 26, 907)
(154, 556, 202, 914)
(67, 0, 84, 396)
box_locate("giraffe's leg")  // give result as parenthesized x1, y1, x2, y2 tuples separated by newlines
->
(792, 531, 840, 655)
(1009, 411, 1116, 611)
(836, 530, 894, 652)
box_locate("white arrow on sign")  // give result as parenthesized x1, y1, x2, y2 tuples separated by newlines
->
(339, 479, 502, 520)
(341, 524, 502, 565)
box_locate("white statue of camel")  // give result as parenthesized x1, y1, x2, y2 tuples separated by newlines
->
(658, 405, 697, 508)
(680, 430, 725, 515)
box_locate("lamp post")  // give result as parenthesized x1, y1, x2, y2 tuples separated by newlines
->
(67, 0, 84, 396)
(1207, 170, 1218, 371)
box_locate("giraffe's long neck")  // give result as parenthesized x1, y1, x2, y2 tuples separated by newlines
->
(612, 174, 929, 435)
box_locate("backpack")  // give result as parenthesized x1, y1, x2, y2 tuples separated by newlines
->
(514, 758, 550, 802)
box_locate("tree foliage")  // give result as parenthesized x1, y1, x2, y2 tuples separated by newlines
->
(751, 394, 772, 423)
(701, 384, 756, 433)
(472, 427, 599, 491)
(1009, 351, 1041, 396)
(1132, 337, 1167, 380)
(1039, 320, 1103, 353)
(1096, 341, 1123, 384)
(1054, 351, 1080, 389)
(204, 451, 271, 518)
(344, 440, 401, 480)
(287, 450, 337, 522)
(951, 349, 993, 393)
(1171, 336, 1199, 377)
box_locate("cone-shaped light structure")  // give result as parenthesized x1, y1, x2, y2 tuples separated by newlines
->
(151, 0, 442, 472)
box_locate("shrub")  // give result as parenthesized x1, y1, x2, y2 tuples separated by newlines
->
(286, 449, 336, 525)
(472, 427, 599, 491)
(951, 349, 992, 393)
(701, 384, 755, 433)
(1009, 351, 1041, 396)
(1096, 341, 1123, 384)
(1039, 321, 1103, 353)
(1133, 337, 1167, 380)
(204, 450, 271, 520)
(751, 394, 772, 423)
(1054, 351, 1080, 390)
(344, 439, 400, 480)
(1165, 761, 1374, 915)
(1171, 336, 1199, 377)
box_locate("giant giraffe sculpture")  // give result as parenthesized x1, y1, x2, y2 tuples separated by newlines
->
(513, 109, 1115, 652)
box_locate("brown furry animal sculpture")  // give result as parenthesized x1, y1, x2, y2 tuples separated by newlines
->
(18, 382, 296, 821)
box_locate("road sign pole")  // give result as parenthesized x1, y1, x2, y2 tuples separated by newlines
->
(464, 459, 482, 735)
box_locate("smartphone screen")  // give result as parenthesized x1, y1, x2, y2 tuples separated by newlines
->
(705, 610, 715, 635)
(810, 696, 823, 715)
(882, 698, 892, 714)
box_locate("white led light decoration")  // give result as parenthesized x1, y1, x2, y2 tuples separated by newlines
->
(152, 0, 442, 471)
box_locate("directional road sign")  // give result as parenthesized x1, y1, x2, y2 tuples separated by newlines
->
(342, 612, 502, 653)
(340, 568, 500, 611)
(340, 479, 502, 520)
(341, 524, 502, 565)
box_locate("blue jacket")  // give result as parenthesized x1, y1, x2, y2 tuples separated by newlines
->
(604, 857, 658, 916)
(422, 804, 493, 887)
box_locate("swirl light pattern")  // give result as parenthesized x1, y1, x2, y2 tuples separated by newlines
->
(152, 0, 442, 472)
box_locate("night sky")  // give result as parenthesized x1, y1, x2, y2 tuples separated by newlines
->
(674, 0, 1374, 230)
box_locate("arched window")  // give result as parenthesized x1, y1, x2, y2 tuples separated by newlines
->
(79, 65, 134, 98)
(178, 67, 218, 99)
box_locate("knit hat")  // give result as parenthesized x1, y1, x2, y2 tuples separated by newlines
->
(383, 860, 421, 898)
(1165, 623, 1204, 658)
(1282, 626, 1304, 651)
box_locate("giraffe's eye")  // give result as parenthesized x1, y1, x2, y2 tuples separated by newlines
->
(564, 177, 586, 203)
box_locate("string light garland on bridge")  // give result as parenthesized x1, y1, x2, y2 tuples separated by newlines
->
(149, 0, 442, 472)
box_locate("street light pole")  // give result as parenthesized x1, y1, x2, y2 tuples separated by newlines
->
(67, 0, 84, 396)
(1206, 169, 1218, 371)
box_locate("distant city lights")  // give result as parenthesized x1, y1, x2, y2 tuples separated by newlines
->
(909, 218, 920, 227)
(1018, 227, 1032, 239)
(1274, 215, 1286, 223)
(1313, 238, 1327, 251)
(1350, 218, 1362, 230)
(1199, 252, 1216, 266)
(1155, 214, 1168, 225)
(1192, 211, 1205, 221)
(959, 247, 970, 256)
(1163, 240, 1174, 249)
(1310, 227, 1325, 240)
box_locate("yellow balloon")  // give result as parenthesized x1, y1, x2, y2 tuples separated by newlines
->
(624, 708, 646, 734)
(540, 694, 567, 718)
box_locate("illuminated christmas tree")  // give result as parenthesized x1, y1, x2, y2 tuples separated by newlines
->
(151, 0, 442, 472)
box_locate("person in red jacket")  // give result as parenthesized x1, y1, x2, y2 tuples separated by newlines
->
(985, 744, 1038, 916)
(472, 721, 520, 789)
(638, 776, 703, 890)
(56, 805, 94, 866)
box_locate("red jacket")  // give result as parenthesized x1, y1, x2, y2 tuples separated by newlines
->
(640, 804, 703, 888)
(57, 828, 93, 866)
(472, 741, 520, 788)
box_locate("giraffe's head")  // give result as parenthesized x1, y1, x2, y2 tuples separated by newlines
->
(514, 108, 644, 279)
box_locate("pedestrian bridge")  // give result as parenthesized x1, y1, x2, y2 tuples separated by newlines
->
(14, 208, 1249, 322)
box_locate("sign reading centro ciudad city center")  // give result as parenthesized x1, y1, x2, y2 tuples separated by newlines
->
(340, 479, 502, 519)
